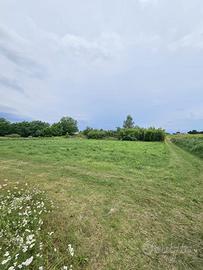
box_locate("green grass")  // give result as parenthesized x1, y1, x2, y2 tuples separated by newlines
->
(170, 134, 203, 159)
(0, 137, 203, 269)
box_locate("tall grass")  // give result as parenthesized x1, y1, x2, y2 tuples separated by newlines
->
(170, 135, 203, 158)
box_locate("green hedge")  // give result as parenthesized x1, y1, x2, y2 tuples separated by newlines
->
(118, 128, 165, 142)
(86, 130, 107, 139)
(84, 128, 165, 141)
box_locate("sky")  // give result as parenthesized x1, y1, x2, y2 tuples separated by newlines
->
(0, 0, 203, 132)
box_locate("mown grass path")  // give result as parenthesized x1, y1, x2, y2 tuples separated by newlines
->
(0, 138, 203, 269)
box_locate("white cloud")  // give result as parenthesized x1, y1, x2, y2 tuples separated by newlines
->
(168, 29, 203, 51)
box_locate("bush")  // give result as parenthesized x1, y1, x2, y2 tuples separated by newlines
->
(86, 130, 107, 139)
(118, 128, 165, 142)
(83, 127, 93, 136)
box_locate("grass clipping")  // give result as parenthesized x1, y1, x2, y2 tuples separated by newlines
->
(0, 180, 74, 270)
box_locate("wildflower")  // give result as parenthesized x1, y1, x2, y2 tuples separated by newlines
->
(22, 245, 28, 252)
(62, 266, 68, 270)
(4, 251, 9, 257)
(68, 244, 74, 256)
(1, 256, 11, 264)
(15, 254, 19, 259)
(8, 267, 15, 270)
(22, 256, 33, 266)
(39, 267, 43, 270)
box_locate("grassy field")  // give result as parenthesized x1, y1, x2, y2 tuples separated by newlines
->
(170, 134, 203, 159)
(0, 137, 203, 269)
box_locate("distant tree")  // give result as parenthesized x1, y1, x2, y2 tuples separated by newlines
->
(13, 121, 32, 137)
(29, 121, 50, 137)
(49, 123, 63, 136)
(83, 126, 93, 136)
(188, 130, 198, 134)
(188, 130, 203, 134)
(0, 118, 11, 136)
(59, 116, 78, 135)
(123, 115, 134, 129)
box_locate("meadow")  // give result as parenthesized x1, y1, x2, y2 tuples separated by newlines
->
(0, 137, 203, 269)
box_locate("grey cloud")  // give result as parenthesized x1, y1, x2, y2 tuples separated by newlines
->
(0, 24, 28, 45)
(0, 44, 46, 79)
(0, 75, 24, 93)
(0, 24, 47, 79)
(0, 104, 17, 113)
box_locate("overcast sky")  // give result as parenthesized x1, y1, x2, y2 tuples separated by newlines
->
(0, 0, 203, 132)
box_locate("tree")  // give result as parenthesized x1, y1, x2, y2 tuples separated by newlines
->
(83, 126, 93, 136)
(59, 116, 78, 135)
(188, 130, 198, 134)
(0, 118, 11, 136)
(123, 115, 134, 129)
(49, 123, 63, 136)
(13, 121, 32, 137)
(29, 121, 50, 137)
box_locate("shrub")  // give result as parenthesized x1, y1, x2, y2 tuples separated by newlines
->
(118, 128, 165, 142)
(84, 128, 118, 140)
(83, 127, 93, 136)
(86, 130, 107, 139)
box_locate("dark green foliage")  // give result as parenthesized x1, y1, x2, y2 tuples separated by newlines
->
(123, 115, 134, 128)
(0, 116, 78, 138)
(47, 123, 63, 137)
(82, 126, 93, 136)
(83, 127, 165, 141)
(0, 116, 165, 141)
(58, 116, 78, 135)
(0, 118, 11, 136)
(86, 129, 107, 139)
(188, 130, 203, 134)
(118, 128, 165, 142)
(30, 121, 50, 137)
(83, 128, 118, 140)
(11, 121, 50, 137)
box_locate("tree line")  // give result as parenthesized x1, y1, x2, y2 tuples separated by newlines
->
(0, 117, 78, 137)
(0, 115, 167, 141)
(188, 130, 203, 134)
